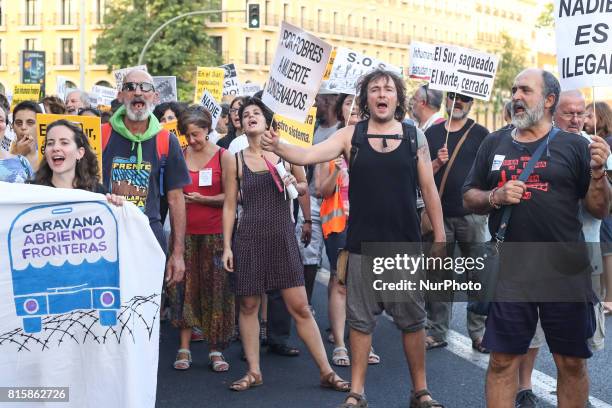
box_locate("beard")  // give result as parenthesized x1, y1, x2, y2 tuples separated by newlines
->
(446, 104, 470, 120)
(125, 98, 153, 122)
(511, 99, 545, 130)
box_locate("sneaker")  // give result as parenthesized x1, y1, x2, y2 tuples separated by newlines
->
(191, 327, 204, 342)
(515, 389, 540, 408)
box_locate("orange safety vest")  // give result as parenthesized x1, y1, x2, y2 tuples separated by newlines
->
(320, 161, 346, 239)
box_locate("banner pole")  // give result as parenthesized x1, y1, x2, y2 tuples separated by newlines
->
(444, 94, 457, 146)
(592, 86, 597, 137)
(346, 93, 357, 127)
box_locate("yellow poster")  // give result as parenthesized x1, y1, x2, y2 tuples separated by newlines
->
(323, 48, 337, 81)
(193, 67, 225, 103)
(36, 114, 102, 176)
(162, 120, 188, 150)
(273, 107, 317, 148)
(12, 84, 41, 108)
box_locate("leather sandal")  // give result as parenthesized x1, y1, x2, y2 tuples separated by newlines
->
(337, 392, 368, 407)
(320, 371, 351, 392)
(368, 347, 380, 365)
(410, 389, 444, 408)
(208, 351, 229, 372)
(229, 371, 263, 391)
(173, 348, 192, 370)
(332, 347, 351, 367)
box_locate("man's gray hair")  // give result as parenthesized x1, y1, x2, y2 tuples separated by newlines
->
(123, 69, 154, 86)
(65, 89, 90, 108)
(418, 85, 443, 110)
(542, 70, 560, 115)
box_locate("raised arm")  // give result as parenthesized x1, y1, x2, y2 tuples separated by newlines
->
(584, 135, 611, 219)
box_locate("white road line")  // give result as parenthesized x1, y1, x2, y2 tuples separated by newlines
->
(315, 269, 612, 408)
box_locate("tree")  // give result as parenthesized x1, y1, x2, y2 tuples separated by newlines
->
(95, 0, 223, 101)
(536, 3, 554, 28)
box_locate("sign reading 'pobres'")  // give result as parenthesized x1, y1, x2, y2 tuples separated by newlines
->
(554, 0, 612, 90)
(263, 21, 332, 122)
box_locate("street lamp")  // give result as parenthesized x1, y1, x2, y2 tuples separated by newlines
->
(138, 9, 246, 66)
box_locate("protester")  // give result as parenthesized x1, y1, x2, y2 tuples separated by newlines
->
(411, 84, 444, 131)
(167, 106, 234, 372)
(0, 105, 32, 183)
(152, 101, 186, 125)
(79, 107, 101, 117)
(41, 96, 67, 114)
(221, 96, 349, 393)
(10, 101, 42, 171)
(584, 101, 612, 140)
(32, 119, 122, 207)
(262, 69, 445, 408)
(424, 92, 489, 353)
(101, 68, 191, 287)
(463, 68, 610, 408)
(65, 89, 89, 115)
(216, 103, 230, 137)
(224, 96, 248, 152)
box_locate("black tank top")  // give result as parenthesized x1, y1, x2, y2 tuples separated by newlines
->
(345, 121, 421, 253)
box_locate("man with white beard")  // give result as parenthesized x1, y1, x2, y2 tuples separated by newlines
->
(463, 69, 610, 408)
(102, 68, 190, 286)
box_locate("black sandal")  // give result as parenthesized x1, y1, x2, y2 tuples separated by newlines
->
(410, 389, 444, 408)
(337, 392, 368, 407)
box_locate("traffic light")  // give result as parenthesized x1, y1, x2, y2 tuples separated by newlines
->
(248, 4, 260, 29)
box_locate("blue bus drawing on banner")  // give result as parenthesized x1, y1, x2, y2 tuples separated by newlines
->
(8, 202, 120, 334)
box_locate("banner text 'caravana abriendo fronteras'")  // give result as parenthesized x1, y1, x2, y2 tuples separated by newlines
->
(20, 215, 108, 259)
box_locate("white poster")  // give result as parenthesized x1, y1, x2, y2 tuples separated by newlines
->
(90, 85, 118, 107)
(321, 47, 402, 95)
(455, 48, 499, 101)
(56, 76, 69, 99)
(241, 83, 262, 96)
(199, 90, 222, 129)
(112, 65, 148, 92)
(153, 76, 177, 103)
(221, 64, 241, 97)
(408, 42, 437, 81)
(428, 44, 461, 94)
(554, 0, 612, 90)
(262, 21, 332, 122)
(0, 182, 165, 408)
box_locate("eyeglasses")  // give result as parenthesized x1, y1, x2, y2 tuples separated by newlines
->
(420, 84, 429, 106)
(558, 112, 587, 120)
(229, 108, 240, 114)
(447, 93, 473, 103)
(122, 82, 155, 93)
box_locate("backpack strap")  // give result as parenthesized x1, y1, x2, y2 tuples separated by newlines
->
(349, 120, 368, 173)
(101, 123, 112, 153)
(401, 121, 418, 161)
(156, 129, 171, 196)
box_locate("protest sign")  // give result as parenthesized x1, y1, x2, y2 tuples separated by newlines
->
(199, 90, 222, 129)
(12, 84, 41, 108)
(321, 47, 402, 94)
(554, 0, 612, 90)
(56, 76, 69, 99)
(162, 120, 188, 150)
(221, 64, 241, 97)
(241, 83, 262, 96)
(455, 48, 499, 101)
(36, 114, 102, 176)
(409, 42, 437, 81)
(153, 76, 177, 103)
(322, 48, 337, 80)
(0, 182, 164, 408)
(428, 44, 461, 93)
(273, 107, 317, 148)
(194, 67, 225, 103)
(113, 65, 147, 91)
(90, 85, 118, 107)
(262, 21, 332, 122)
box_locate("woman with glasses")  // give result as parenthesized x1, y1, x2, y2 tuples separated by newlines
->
(217, 96, 246, 150)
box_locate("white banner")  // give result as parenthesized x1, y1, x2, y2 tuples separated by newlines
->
(554, 0, 612, 90)
(199, 90, 222, 129)
(56, 76, 69, 99)
(0, 182, 165, 408)
(241, 83, 262, 97)
(90, 85, 118, 107)
(221, 64, 241, 97)
(321, 47, 402, 95)
(112, 65, 148, 92)
(408, 42, 437, 81)
(262, 21, 332, 121)
(428, 44, 461, 94)
(153, 76, 177, 103)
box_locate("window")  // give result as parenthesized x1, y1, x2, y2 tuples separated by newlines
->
(265, 39, 270, 65)
(317, 9, 321, 31)
(245, 37, 250, 64)
(300, 6, 305, 27)
(95, 80, 111, 87)
(25, 0, 36, 25)
(25, 38, 36, 50)
(0, 1, 4, 26)
(210, 36, 222, 57)
(264, 0, 269, 25)
(333, 12, 338, 34)
(0, 39, 2, 65)
(283, 3, 288, 21)
(61, 0, 71, 25)
(61, 38, 73, 65)
(96, 0, 105, 24)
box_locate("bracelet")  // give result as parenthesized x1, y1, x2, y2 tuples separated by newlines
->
(303, 219, 312, 224)
(488, 187, 501, 209)
(591, 169, 607, 181)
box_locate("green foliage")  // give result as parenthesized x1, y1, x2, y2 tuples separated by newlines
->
(95, 0, 223, 101)
(494, 33, 527, 99)
(536, 3, 554, 28)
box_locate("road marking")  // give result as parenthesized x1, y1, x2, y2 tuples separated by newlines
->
(316, 269, 612, 408)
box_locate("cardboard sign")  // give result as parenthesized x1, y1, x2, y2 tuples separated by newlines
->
(199, 90, 222, 130)
(273, 107, 317, 147)
(322, 48, 337, 80)
(262, 21, 332, 122)
(554, 0, 612, 90)
(36, 114, 102, 176)
(320, 47, 402, 95)
(241, 83, 262, 96)
(162, 120, 187, 150)
(221, 64, 241, 97)
(90, 85, 118, 107)
(409, 42, 437, 81)
(194, 67, 225, 103)
(12, 84, 41, 108)
(56, 76, 69, 99)
(113, 65, 148, 92)
(153, 76, 177, 103)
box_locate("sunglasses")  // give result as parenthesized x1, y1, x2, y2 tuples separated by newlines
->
(447, 93, 473, 103)
(122, 82, 155, 93)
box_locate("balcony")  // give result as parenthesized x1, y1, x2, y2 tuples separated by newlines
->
(333, 24, 346, 36)
(53, 52, 80, 68)
(302, 19, 315, 31)
(364, 28, 374, 39)
(18, 13, 43, 30)
(264, 14, 281, 26)
(243, 52, 263, 66)
(54, 12, 79, 29)
(0, 53, 7, 70)
(88, 12, 106, 26)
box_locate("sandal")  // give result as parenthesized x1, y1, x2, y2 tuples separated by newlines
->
(332, 347, 351, 367)
(320, 371, 351, 392)
(368, 347, 380, 365)
(229, 371, 263, 391)
(410, 389, 444, 408)
(173, 348, 192, 370)
(471, 339, 490, 354)
(209, 351, 229, 372)
(425, 336, 448, 350)
(337, 392, 368, 407)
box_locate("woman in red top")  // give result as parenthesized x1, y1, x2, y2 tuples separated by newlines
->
(168, 106, 234, 372)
